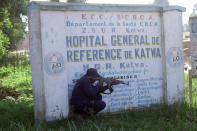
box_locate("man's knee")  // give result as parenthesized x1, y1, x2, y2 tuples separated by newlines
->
(93, 101, 106, 114)
(99, 101, 106, 110)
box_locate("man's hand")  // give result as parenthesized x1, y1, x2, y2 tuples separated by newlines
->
(98, 79, 104, 87)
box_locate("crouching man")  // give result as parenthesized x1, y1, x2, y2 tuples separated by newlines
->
(70, 68, 109, 118)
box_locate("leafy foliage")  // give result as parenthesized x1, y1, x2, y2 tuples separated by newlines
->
(153, 0, 169, 7)
(190, 3, 197, 17)
(0, 0, 29, 52)
(66, 0, 87, 3)
(50, 0, 60, 2)
(0, 30, 9, 59)
(0, 53, 32, 100)
(0, 65, 32, 98)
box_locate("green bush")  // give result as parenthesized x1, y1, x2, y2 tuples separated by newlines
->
(0, 65, 32, 99)
(0, 54, 32, 100)
(0, 66, 14, 77)
(0, 30, 10, 59)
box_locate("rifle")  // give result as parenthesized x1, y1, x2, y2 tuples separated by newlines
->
(72, 76, 129, 94)
(98, 76, 129, 94)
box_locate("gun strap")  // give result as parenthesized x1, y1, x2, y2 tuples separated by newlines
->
(102, 86, 113, 94)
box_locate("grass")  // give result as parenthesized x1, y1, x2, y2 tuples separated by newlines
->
(0, 102, 197, 130)
(0, 100, 34, 129)
(185, 73, 197, 106)
(1, 56, 197, 130)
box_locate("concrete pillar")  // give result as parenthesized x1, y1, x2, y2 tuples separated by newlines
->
(163, 10, 185, 103)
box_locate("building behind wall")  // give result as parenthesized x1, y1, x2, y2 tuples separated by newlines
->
(183, 32, 191, 73)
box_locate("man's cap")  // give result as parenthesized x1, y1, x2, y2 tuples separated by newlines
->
(86, 68, 99, 77)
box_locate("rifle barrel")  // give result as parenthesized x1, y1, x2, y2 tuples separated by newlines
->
(119, 80, 129, 85)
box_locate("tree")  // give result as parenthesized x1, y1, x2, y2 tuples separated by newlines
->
(0, 30, 9, 59)
(50, 0, 60, 2)
(0, 0, 29, 53)
(190, 3, 197, 17)
(153, 0, 169, 7)
(50, 0, 87, 4)
(67, 0, 87, 3)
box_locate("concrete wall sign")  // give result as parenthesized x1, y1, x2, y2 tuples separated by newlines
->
(28, 2, 185, 122)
